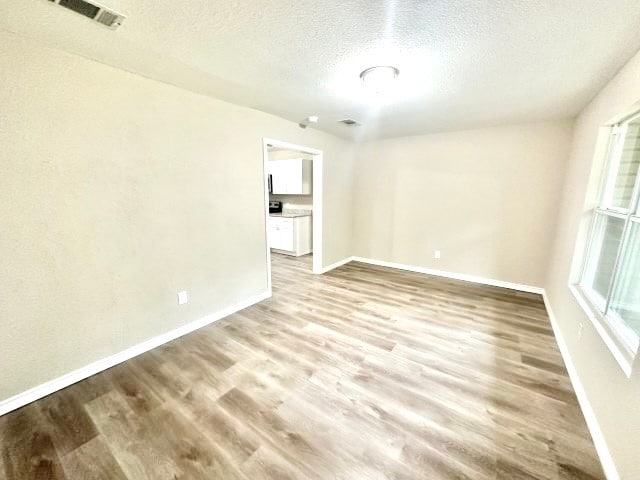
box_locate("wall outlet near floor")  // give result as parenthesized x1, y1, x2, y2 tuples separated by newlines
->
(178, 290, 189, 305)
(434, 250, 441, 259)
(578, 323, 584, 339)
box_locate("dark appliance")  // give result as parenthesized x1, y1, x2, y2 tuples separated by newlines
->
(269, 200, 283, 214)
(268, 174, 273, 193)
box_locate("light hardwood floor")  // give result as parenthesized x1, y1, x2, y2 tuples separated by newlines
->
(0, 253, 604, 479)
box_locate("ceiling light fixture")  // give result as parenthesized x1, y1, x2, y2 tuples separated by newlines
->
(360, 66, 399, 94)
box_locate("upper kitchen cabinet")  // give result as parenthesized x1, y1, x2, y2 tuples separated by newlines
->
(268, 159, 312, 195)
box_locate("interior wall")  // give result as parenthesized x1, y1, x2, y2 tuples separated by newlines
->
(0, 30, 356, 403)
(352, 120, 574, 287)
(544, 48, 640, 480)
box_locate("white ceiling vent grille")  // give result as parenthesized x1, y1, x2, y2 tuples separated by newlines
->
(48, 0, 125, 29)
(338, 119, 361, 127)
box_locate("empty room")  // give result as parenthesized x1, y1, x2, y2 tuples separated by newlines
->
(2, 1, 640, 479)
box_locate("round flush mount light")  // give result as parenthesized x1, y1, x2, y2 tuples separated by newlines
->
(359, 66, 400, 94)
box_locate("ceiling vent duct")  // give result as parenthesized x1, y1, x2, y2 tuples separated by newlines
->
(48, 0, 125, 29)
(338, 119, 361, 126)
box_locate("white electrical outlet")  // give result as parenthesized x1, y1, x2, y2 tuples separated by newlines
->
(434, 250, 441, 259)
(578, 323, 584, 339)
(178, 290, 189, 305)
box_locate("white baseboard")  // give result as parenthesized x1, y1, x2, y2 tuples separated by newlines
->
(341, 256, 616, 478)
(351, 256, 544, 294)
(0, 290, 271, 417)
(318, 256, 354, 274)
(0, 263, 616, 479)
(542, 292, 619, 480)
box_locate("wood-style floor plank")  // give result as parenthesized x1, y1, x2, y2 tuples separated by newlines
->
(0, 254, 604, 479)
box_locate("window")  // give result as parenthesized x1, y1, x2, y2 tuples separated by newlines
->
(578, 111, 640, 372)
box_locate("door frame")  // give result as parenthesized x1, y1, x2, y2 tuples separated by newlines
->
(262, 138, 323, 293)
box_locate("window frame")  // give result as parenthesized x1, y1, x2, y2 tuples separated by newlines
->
(574, 110, 640, 377)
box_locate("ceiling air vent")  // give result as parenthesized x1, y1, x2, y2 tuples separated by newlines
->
(338, 119, 361, 126)
(50, 0, 125, 29)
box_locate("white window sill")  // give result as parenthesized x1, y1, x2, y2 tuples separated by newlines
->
(569, 284, 639, 378)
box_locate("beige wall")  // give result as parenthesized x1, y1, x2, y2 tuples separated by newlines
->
(545, 49, 640, 480)
(0, 31, 356, 402)
(352, 121, 574, 287)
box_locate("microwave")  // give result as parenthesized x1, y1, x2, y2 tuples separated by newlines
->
(269, 200, 282, 213)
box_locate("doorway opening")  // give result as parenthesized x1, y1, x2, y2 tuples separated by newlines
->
(262, 138, 323, 293)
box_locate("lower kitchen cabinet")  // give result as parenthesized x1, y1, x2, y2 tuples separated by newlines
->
(268, 215, 312, 256)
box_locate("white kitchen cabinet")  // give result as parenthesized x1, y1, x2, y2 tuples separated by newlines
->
(268, 215, 312, 256)
(268, 159, 312, 195)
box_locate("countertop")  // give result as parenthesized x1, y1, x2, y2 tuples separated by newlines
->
(269, 211, 312, 218)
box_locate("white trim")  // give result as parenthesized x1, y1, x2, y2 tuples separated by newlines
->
(318, 256, 353, 274)
(569, 285, 635, 377)
(262, 140, 273, 293)
(327, 256, 619, 478)
(542, 292, 620, 480)
(262, 138, 323, 279)
(263, 138, 322, 156)
(0, 290, 270, 417)
(602, 122, 627, 209)
(351, 257, 544, 294)
(312, 153, 324, 275)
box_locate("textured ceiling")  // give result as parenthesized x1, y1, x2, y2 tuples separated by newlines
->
(2, 0, 640, 140)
